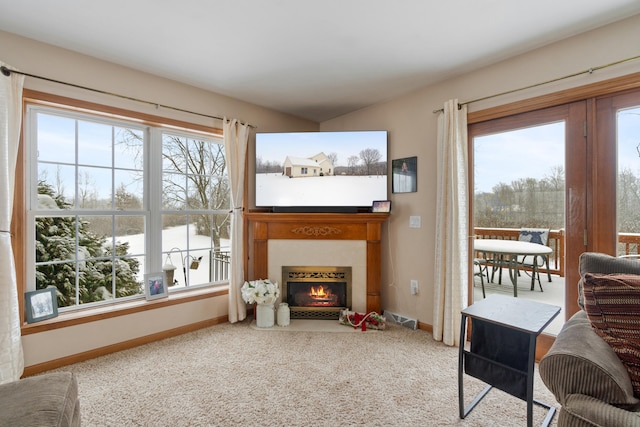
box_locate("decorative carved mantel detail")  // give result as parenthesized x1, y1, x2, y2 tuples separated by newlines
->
(244, 212, 389, 314)
(291, 225, 342, 236)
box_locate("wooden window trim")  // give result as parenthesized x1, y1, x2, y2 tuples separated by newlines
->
(22, 90, 223, 136)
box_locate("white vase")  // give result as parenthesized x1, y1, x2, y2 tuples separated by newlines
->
(256, 303, 275, 328)
(277, 302, 290, 327)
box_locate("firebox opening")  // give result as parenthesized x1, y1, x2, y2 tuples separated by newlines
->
(282, 266, 352, 320)
(287, 282, 347, 308)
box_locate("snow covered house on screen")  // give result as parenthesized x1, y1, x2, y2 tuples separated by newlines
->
(283, 152, 334, 178)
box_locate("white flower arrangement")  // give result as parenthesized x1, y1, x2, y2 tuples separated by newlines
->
(241, 279, 280, 305)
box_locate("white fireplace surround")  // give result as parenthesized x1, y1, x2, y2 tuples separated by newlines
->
(268, 240, 367, 313)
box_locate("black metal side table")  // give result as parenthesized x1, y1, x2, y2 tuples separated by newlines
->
(458, 294, 560, 427)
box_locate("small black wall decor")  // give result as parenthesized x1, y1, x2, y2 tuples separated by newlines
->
(392, 156, 417, 193)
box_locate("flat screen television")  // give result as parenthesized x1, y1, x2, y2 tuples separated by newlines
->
(255, 130, 388, 212)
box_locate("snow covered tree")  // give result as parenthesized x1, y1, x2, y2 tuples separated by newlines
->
(35, 182, 142, 307)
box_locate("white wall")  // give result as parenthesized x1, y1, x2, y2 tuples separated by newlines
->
(3, 12, 640, 365)
(320, 14, 640, 329)
(0, 29, 318, 369)
(267, 240, 367, 312)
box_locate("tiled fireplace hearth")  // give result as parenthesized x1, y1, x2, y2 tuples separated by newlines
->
(245, 213, 389, 314)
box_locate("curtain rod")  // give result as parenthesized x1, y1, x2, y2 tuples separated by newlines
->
(432, 53, 640, 114)
(0, 65, 256, 128)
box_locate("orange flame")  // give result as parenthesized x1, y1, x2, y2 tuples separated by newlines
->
(310, 286, 332, 298)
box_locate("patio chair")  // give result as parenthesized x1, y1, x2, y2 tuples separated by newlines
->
(517, 228, 552, 291)
(473, 257, 488, 298)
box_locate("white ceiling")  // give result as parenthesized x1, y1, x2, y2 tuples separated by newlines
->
(1, 1, 640, 122)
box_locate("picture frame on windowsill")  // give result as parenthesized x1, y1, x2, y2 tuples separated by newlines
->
(145, 272, 168, 301)
(25, 288, 58, 323)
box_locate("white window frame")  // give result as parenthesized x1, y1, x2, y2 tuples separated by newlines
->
(24, 102, 229, 312)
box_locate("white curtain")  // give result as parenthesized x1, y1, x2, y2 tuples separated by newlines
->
(223, 118, 249, 323)
(0, 62, 24, 383)
(433, 99, 469, 347)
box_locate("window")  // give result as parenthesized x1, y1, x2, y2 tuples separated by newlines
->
(25, 103, 229, 311)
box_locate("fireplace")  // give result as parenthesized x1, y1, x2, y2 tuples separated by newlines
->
(282, 266, 352, 319)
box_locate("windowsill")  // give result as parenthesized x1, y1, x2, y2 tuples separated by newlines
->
(21, 284, 229, 335)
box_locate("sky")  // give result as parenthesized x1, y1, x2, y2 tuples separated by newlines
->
(473, 106, 640, 194)
(35, 106, 640, 200)
(255, 130, 387, 167)
(36, 111, 144, 202)
(618, 107, 640, 175)
(473, 122, 565, 194)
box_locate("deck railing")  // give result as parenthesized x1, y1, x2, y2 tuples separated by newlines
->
(210, 249, 231, 282)
(474, 227, 565, 277)
(618, 233, 640, 257)
(474, 228, 640, 278)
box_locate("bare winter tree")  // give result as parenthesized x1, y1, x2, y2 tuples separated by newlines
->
(54, 166, 67, 202)
(327, 152, 338, 169)
(38, 166, 68, 204)
(118, 130, 230, 251)
(618, 168, 640, 233)
(543, 166, 565, 191)
(474, 166, 566, 230)
(162, 135, 230, 250)
(359, 148, 382, 175)
(347, 155, 359, 175)
(256, 156, 282, 174)
(78, 170, 99, 209)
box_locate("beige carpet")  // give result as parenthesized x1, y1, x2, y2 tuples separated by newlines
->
(249, 319, 385, 333)
(48, 320, 559, 426)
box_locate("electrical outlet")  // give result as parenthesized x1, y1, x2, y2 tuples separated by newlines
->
(410, 279, 418, 295)
(409, 216, 421, 228)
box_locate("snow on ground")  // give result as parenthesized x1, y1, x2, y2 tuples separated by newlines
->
(392, 171, 416, 193)
(117, 224, 230, 288)
(256, 173, 387, 207)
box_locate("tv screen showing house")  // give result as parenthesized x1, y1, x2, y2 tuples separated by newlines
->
(255, 130, 388, 210)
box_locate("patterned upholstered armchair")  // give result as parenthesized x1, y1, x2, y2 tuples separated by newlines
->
(539, 252, 640, 426)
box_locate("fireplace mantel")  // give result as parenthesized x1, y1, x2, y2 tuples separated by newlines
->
(245, 212, 389, 313)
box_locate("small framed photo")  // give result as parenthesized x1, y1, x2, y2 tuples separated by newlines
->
(25, 288, 58, 323)
(392, 156, 417, 193)
(145, 272, 168, 300)
(372, 200, 392, 213)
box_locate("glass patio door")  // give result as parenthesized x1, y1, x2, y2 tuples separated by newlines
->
(617, 104, 640, 255)
(593, 89, 640, 257)
(469, 102, 588, 334)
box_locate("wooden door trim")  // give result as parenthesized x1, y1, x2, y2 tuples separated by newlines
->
(468, 71, 640, 124)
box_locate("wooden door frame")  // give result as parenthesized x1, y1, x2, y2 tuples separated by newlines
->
(467, 73, 640, 310)
(593, 88, 640, 254)
(468, 102, 587, 320)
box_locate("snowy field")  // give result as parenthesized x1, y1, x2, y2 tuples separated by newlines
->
(117, 224, 230, 288)
(256, 173, 388, 207)
(392, 171, 417, 193)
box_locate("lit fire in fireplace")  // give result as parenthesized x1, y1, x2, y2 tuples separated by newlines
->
(291, 284, 340, 307)
(283, 266, 352, 319)
(310, 285, 332, 299)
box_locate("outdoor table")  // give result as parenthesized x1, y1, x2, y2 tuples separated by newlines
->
(474, 239, 552, 297)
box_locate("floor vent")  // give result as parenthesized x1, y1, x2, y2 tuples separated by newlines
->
(383, 310, 417, 330)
